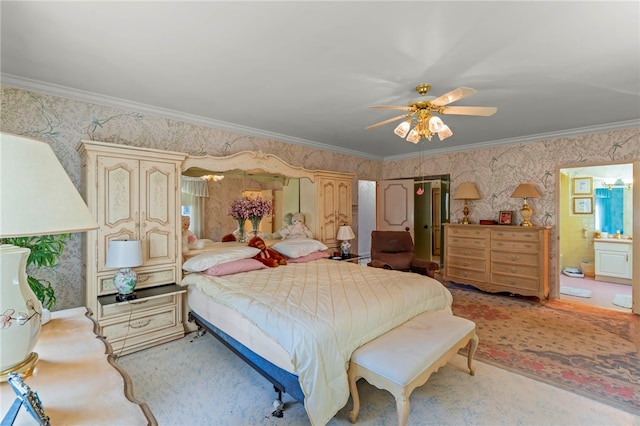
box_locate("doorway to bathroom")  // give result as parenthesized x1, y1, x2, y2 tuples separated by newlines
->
(558, 162, 634, 312)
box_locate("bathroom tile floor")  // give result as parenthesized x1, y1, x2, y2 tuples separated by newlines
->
(560, 274, 632, 312)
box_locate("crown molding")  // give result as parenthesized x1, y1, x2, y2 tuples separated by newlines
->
(382, 120, 640, 162)
(3, 74, 637, 164)
(1, 74, 382, 161)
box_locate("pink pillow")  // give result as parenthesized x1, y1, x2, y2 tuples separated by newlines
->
(202, 258, 267, 276)
(287, 251, 330, 263)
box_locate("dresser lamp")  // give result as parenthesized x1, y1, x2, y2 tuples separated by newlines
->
(453, 182, 481, 224)
(336, 225, 356, 258)
(0, 133, 98, 381)
(106, 240, 143, 301)
(511, 183, 541, 227)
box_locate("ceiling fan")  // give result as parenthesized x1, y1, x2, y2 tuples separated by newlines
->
(366, 84, 497, 143)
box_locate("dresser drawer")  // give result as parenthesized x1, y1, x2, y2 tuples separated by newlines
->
(447, 236, 487, 249)
(491, 273, 540, 291)
(447, 227, 489, 239)
(491, 239, 539, 252)
(99, 293, 179, 319)
(491, 251, 539, 265)
(448, 256, 486, 271)
(447, 267, 487, 282)
(101, 305, 180, 341)
(491, 229, 539, 242)
(449, 246, 486, 259)
(491, 262, 539, 279)
(98, 267, 177, 295)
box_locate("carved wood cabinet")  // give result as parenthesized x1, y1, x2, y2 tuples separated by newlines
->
(78, 140, 187, 354)
(300, 171, 354, 252)
(444, 224, 551, 300)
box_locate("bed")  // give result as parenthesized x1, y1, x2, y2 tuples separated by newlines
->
(180, 242, 452, 426)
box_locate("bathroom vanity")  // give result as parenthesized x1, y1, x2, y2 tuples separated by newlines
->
(594, 238, 633, 285)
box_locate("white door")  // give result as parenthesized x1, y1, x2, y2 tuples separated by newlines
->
(377, 179, 414, 237)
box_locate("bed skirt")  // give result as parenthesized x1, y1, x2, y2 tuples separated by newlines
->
(188, 310, 305, 403)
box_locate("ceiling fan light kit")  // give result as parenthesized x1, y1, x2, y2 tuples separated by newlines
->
(367, 83, 497, 144)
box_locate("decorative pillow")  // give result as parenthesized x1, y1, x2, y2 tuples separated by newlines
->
(271, 239, 328, 259)
(182, 246, 261, 272)
(286, 250, 330, 263)
(201, 258, 267, 276)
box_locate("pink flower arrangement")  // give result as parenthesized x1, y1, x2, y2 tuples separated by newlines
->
(228, 196, 273, 221)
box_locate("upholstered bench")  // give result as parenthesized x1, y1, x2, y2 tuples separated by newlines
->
(348, 311, 478, 426)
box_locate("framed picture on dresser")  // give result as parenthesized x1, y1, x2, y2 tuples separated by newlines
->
(498, 211, 513, 225)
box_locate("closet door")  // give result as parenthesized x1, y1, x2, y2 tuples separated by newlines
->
(376, 179, 414, 236)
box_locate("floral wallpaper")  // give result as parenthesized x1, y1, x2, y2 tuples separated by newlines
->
(1, 86, 638, 310)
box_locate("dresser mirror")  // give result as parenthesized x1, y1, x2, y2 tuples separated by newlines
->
(181, 151, 316, 241)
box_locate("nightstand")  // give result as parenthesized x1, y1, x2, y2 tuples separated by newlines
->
(331, 254, 361, 264)
(97, 283, 186, 355)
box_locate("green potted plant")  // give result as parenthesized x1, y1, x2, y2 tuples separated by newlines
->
(0, 234, 70, 310)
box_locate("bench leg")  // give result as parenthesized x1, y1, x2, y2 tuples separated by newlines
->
(467, 331, 479, 376)
(395, 393, 410, 426)
(348, 372, 361, 423)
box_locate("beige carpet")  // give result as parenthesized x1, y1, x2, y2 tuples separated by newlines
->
(117, 326, 639, 425)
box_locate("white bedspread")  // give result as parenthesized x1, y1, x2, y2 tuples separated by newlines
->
(181, 259, 452, 425)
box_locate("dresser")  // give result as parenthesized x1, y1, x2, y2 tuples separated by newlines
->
(78, 140, 187, 355)
(444, 224, 551, 300)
(300, 171, 354, 252)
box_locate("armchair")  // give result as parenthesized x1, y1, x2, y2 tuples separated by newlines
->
(367, 230, 440, 278)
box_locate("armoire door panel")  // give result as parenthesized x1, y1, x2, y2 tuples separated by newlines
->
(140, 160, 176, 266)
(98, 156, 139, 271)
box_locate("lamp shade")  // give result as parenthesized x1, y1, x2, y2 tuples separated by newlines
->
(336, 225, 355, 241)
(453, 182, 481, 200)
(511, 183, 541, 199)
(0, 133, 98, 237)
(106, 240, 143, 268)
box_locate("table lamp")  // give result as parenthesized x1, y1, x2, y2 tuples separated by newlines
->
(336, 225, 356, 258)
(1, 133, 98, 381)
(453, 182, 481, 224)
(106, 240, 143, 301)
(511, 183, 541, 227)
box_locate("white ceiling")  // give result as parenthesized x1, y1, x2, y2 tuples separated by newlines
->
(1, 1, 639, 160)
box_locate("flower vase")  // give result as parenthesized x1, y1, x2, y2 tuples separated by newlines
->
(250, 216, 261, 237)
(237, 219, 246, 242)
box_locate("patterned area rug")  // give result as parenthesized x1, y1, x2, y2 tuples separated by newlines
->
(448, 284, 640, 414)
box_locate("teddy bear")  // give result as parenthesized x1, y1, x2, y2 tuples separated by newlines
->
(279, 213, 313, 240)
(247, 236, 287, 267)
(181, 215, 198, 253)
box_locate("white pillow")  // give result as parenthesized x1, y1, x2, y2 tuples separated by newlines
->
(183, 246, 261, 272)
(271, 239, 328, 259)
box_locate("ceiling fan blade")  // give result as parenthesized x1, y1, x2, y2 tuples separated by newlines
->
(370, 105, 414, 112)
(440, 106, 497, 116)
(366, 113, 414, 130)
(430, 87, 477, 106)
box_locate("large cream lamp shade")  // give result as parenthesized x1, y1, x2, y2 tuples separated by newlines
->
(0, 133, 98, 381)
